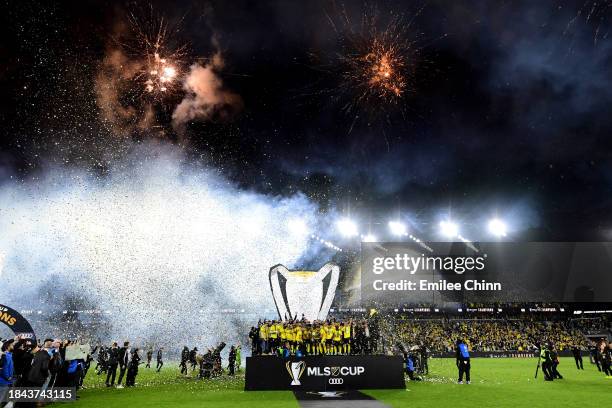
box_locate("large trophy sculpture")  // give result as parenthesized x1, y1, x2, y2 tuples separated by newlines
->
(269, 263, 340, 322)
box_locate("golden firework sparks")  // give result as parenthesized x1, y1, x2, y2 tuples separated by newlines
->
(145, 52, 178, 93)
(325, 3, 423, 117)
(117, 9, 187, 100)
(360, 40, 406, 99)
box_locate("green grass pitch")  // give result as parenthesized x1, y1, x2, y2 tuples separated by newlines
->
(53, 358, 610, 407)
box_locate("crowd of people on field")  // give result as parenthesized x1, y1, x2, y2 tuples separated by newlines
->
(2, 309, 610, 405)
(0, 335, 246, 408)
(0, 336, 93, 406)
(93, 341, 146, 387)
(588, 338, 612, 377)
(178, 343, 242, 378)
(93, 341, 243, 384)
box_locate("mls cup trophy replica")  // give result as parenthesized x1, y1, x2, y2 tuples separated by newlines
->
(269, 263, 340, 322)
(286, 361, 306, 385)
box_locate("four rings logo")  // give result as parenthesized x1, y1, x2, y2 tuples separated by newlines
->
(329, 378, 343, 385)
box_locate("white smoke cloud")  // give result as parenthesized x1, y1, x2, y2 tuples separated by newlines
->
(0, 145, 318, 347)
(172, 54, 243, 131)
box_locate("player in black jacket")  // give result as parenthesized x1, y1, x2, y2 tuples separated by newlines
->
(571, 346, 583, 370)
(156, 348, 164, 372)
(180, 346, 189, 375)
(105, 342, 119, 387)
(550, 344, 563, 379)
(117, 341, 130, 387)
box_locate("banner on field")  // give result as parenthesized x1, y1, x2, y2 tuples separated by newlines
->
(65, 344, 91, 361)
(245, 355, 405, 391)
(0, 304, 36, 343)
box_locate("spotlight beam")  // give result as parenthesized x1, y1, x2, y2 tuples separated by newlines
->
(336, 218, 359, 238)
(388, 221, 408, 237)
(488, 218, 507, 237)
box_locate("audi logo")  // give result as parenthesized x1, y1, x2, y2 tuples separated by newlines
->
(328, 378, 344, 385)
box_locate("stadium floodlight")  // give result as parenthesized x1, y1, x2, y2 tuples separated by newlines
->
(336, 218, 358, 238)
(287, 218, 308, 235)
(488, 218, 507, 237)
(362, 234, 377, 243)
(439, 220, 459, 238)
(388, 221, 407, 236)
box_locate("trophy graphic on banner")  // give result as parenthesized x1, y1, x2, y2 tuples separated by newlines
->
(269, 263, 340, 322)
(286, 361, 306, 386)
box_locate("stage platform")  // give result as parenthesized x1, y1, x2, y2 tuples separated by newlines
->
(245, 355, 405, 391)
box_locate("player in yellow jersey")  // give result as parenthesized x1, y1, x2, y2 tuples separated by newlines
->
(343, 321, 351, 354)
(259, 322, 269, 354)
(279, 322, 287, 352)
(312, 324, 321, 355)
(320, 324, 329, 354)
(302, 324, 311, 354)
(268, 321, 278, 353)
(295, 324, 303, 354)
(325, 322, 335, 354)
(295, 323, 301, 351)
(285, 324, 294, 352)
(333, 324, 342, 354)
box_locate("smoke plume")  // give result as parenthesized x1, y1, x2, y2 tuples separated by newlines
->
(172, 53, 243, 131)
(0, 144, 317, 348)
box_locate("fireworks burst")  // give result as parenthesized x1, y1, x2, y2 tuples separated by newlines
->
(97, 6, 242, 138)
(120, 10, 188, 100)
(145, 52, 177, 93)
(327, 4, 423, 116)
(343, 33, 408, 103)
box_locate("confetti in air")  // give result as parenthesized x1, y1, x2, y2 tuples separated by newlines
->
(564, 0, 611, 46)
(0, 146, 319, 347)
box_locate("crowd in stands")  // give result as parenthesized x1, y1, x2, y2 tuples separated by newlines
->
(569, 316, 611, 335)
(384, 318, 590, 353)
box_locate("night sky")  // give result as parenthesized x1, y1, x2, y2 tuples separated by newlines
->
(1, 0, 612, 241)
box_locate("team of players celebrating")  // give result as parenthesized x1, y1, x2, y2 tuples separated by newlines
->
(249, 318, 378, 356)
(246, 314, 612, 384)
